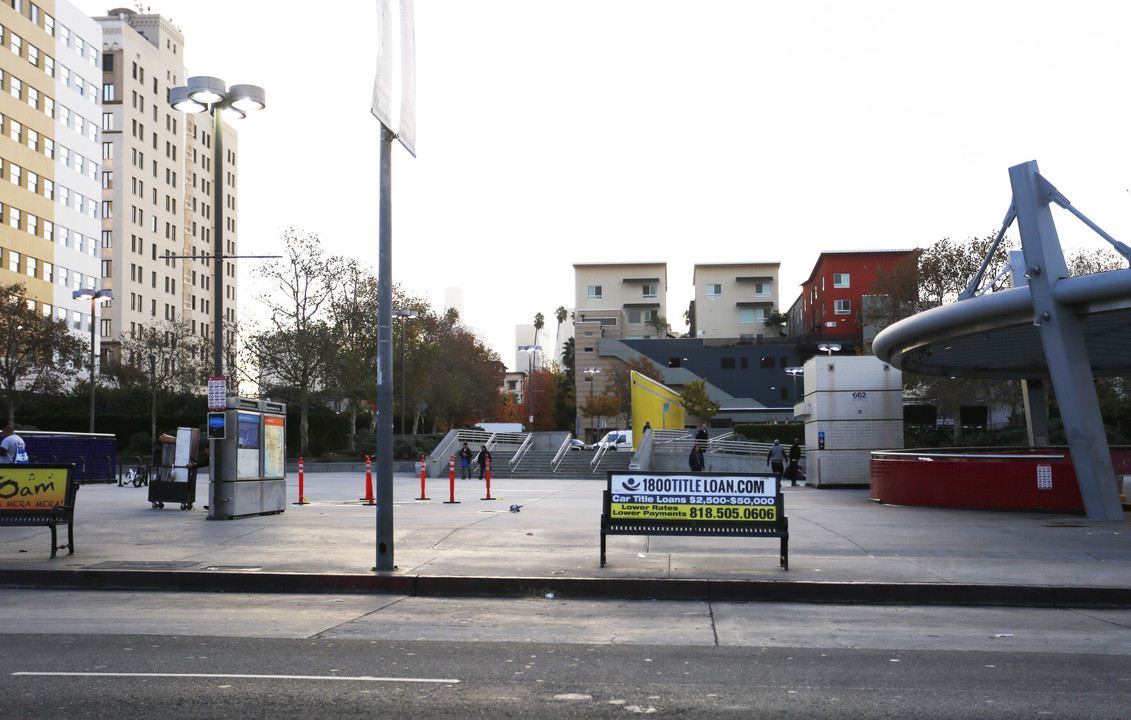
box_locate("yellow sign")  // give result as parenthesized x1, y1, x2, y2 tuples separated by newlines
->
(0, 466, 70, 510)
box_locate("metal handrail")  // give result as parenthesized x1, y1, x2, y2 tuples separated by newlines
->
(510, 433, 534, 467)
(590, 442, 609, 472)
(550, 434, 572, 472)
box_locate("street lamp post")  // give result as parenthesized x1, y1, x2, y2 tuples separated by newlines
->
(583, 367, 601, 442)
(170, 77, 265, 515)
(517, 345, 541, 429)
(72, 288, 112, 433)
(393, 309, 418, 435)
(785, 366, 803, 400)
(818, 343, 842, 356)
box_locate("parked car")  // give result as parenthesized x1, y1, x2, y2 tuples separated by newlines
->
(594, 430, 632, 451)
(569, 439, 590, 451)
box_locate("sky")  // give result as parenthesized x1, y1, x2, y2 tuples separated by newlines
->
(74, 1, 1131, 370)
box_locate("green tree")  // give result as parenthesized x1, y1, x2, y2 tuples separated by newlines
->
(0, 283, 85, 425)
(680, 378, 720, 424)
(763, 310, 788, 335)
(324, 262, 383, 450)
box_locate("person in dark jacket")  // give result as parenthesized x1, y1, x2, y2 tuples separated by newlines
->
(476, 445, 491, 480)
(689, 443, 705, 472)
(458, 442, 473, 479)
(695, 424, 709, 444)
(787, 438, 802, 487)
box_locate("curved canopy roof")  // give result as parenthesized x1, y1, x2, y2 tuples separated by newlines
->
(872, 268, 1131, 379)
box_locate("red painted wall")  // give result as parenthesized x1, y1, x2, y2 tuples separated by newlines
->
(870, 447, 1131, 512)
(800, 250, 917, 338)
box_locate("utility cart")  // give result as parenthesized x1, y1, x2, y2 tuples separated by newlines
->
(147, 428, 200, 510)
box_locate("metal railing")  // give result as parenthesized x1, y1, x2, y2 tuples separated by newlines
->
(550, 434, 573, 472)
(590, 442, 610, 472)
(509, 433, 534, 467)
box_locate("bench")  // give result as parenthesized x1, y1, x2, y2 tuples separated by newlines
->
(600, 471, 788, 570)
(0, 464, 77, 558)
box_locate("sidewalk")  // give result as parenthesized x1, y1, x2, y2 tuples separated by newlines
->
(2, 471, 1129, 607)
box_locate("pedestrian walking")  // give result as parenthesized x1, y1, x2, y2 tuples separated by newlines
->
(787, 438, 802, 487)
(689, 443, 705, 472)
(767, 439, 785, 486)
(695, 424, 709, 443)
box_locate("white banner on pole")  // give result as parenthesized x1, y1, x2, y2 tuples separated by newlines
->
(370, 0, 394, 131)
(397, 0, 417, 156)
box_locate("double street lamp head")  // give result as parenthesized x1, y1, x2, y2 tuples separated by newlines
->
(171, 76, 266, 117)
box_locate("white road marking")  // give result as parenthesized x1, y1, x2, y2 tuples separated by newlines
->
(13, 671, 459, 684)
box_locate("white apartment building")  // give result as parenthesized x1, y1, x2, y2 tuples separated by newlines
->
(0, 0, 103, 340)
(692, 262, 781, 339)
(96, 8, 238, 360)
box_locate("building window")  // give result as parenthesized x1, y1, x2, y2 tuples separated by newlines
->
(834, 273, 850, 288)
(739, 308, 755, 324)
(835, 299, 851, 314)
(721, 357, 735, 370)
(642, 283, 657, 299)
(754, 282, 771, 297)
(706, 283, 722, 299)
(626, 309, 654, 324)
(587, 285, 602, 300)
(760, 356, 774, 369)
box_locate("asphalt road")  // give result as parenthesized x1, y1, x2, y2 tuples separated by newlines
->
(3, 635, 1129, 719)
(1, 590, 1130, 718)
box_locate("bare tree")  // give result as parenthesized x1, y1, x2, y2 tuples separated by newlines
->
(245, 228, 345, 456)
(112, 320, 209, 446)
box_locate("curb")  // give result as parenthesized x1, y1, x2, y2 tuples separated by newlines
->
(4, 570, 1131, 609)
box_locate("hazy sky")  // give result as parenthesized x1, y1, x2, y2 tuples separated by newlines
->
(76, 1, 1131, 369)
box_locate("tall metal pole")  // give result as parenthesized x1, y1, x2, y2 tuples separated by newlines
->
(209, 105, 226, 516)
(400, 318, 407, 436)
(375, 125, 395, 570)
(88, 295, 95, 433)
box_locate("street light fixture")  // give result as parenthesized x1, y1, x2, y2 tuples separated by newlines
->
(784, 366, 803, 402)
(169, 76, 265, 385)
(169, 76, 265, 513)
(818, 343, 841, 356)
(583, 367, 601, 440)
(393, 309, 418, 435)
(72, 288, 113, 433)
(517, 345, 541, 428)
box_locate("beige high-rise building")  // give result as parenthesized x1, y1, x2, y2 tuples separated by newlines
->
(0, 1, 104, 340)
(96, 8, 238, 361)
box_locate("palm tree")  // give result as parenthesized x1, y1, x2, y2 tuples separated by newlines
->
(533, 312, 545, 357)
(554, 306, 568, 364)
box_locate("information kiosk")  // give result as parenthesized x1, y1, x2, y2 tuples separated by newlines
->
(210, 397, 287, 519)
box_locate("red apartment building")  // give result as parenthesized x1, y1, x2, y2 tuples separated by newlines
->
(796, 250, 918, 340)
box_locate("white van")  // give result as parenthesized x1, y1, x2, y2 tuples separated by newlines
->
(594, 430, 632, 451)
